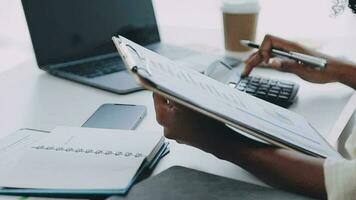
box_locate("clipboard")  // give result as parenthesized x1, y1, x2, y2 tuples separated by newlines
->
(112, 35, 341, 159)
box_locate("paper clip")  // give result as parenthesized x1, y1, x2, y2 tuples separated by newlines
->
(125, 44, 153, 76)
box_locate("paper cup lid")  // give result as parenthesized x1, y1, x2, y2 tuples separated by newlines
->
(221, 0, 260, 14)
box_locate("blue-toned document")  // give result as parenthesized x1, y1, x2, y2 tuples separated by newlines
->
(113, 35, 340, 158)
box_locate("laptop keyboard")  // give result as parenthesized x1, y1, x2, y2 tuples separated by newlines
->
(58, 57, 126, 78)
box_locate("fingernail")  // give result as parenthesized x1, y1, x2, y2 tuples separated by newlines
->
(241, 67, 247, 77)
(268, 58, 274, 65)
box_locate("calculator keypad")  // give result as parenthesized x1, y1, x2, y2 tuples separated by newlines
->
(230, 76, 299, 108)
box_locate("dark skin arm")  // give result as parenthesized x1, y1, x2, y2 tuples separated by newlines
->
(153, 35, 356, 199)
(153, 93, 326, 199)
(242, 34, 356, 89)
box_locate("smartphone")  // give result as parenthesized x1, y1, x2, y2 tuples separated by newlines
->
(82, 104, 146, 130)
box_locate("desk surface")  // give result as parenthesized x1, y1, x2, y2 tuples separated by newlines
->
(0, 0, 356, 189)
(0, 57, 354, 187)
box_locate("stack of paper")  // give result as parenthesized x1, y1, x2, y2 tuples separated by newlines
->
(0, 127, 167, 196)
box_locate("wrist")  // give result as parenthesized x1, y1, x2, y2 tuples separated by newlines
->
(327, 61, 344, 82)
(327, 59, 356, 88)
(191, 126, 238, 158)
(202, 128, 268, 161)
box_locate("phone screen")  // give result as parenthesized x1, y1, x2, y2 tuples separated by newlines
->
(82, 104, 146, 130)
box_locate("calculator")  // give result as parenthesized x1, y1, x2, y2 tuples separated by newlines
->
(228, 75, 299, 108)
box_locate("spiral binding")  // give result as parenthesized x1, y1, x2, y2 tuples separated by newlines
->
(32, 145, 145, 158)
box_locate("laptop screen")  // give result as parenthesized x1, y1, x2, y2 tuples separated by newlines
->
(22, 0, 160, 67)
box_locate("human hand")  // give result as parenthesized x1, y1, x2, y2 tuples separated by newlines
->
(242, 35, 341, 84)
(153, 93, 237, 150)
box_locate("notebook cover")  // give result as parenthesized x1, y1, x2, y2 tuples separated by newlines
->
(0, 142, 169, 198)
(109, 166, 315, 200)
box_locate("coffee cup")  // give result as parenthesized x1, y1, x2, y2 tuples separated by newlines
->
(221, 0, 260, 52)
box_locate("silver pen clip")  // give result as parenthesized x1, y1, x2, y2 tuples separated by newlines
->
(290, 52, 327, 70)
(125, 44, 153, 76)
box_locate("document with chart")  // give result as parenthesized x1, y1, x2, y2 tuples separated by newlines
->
(113, 36, 340, 158)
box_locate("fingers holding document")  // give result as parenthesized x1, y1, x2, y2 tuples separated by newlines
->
(152, 93, 238, 149)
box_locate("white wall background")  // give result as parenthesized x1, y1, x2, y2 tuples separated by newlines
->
(1, 0, 356, 73)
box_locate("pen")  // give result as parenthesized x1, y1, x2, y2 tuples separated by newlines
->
(240, 40, 328, 70)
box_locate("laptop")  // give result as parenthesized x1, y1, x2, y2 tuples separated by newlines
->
(21, 0, 240, 94)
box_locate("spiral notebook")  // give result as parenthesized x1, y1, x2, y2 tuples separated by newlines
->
(112, 35, 340, 158)
(0, 127, 167, 196)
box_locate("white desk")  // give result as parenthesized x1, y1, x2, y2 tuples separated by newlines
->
(0, 59, 265, 186)
(0, 0, 356, 189)
(0, 55, 354, 187)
